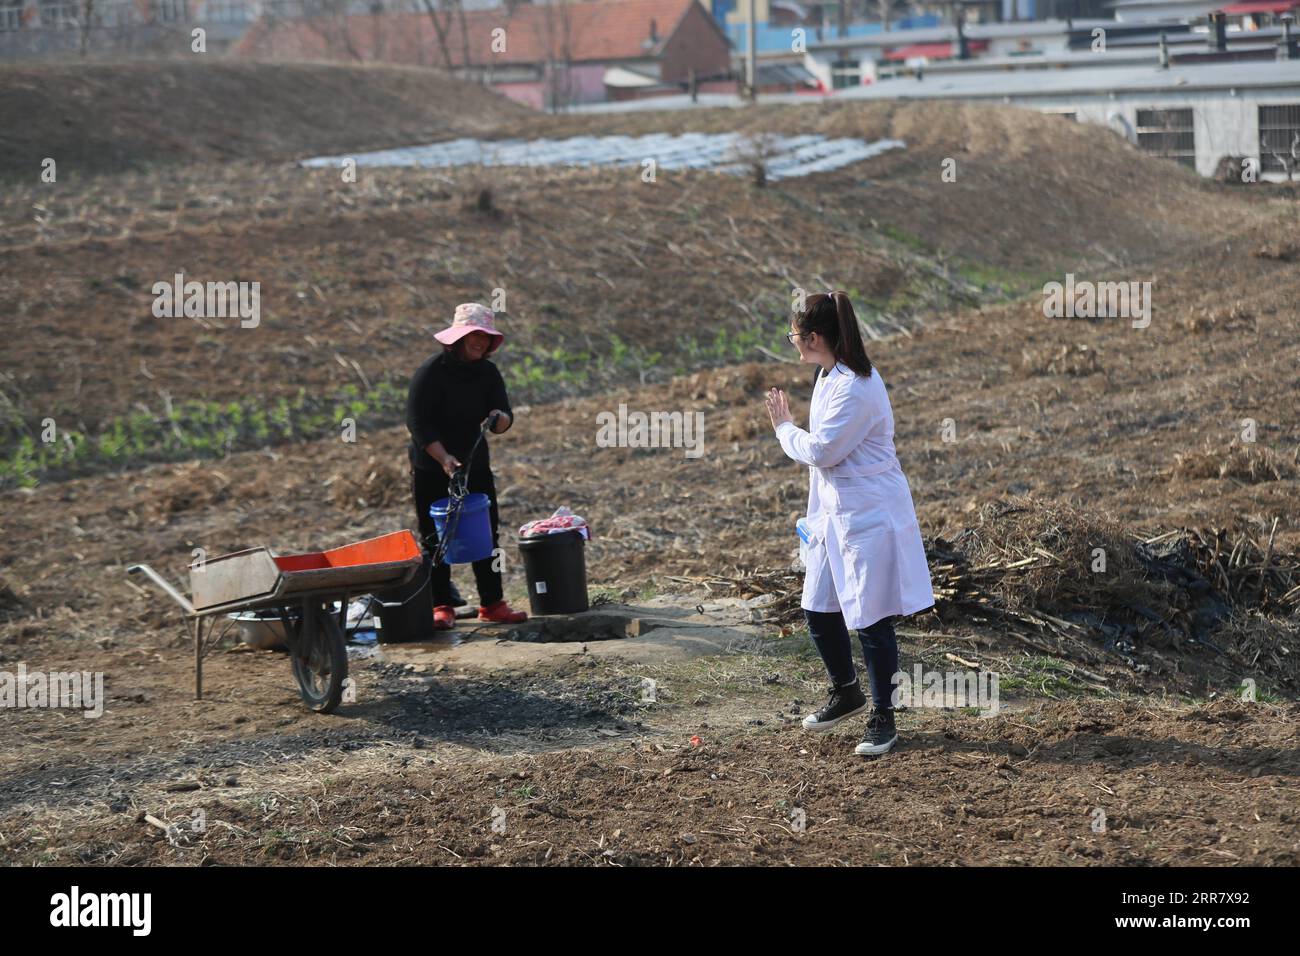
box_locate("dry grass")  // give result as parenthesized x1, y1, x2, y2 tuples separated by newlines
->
(1214, 610, 1300, 692)
(144, 464, 235, 518)
(1253, 240, 1300, 262)
(1173, 441, 1298, 484)
(0, 573, 27, 614)
(939, 498, 1153, 616)
(0, 60, 528, 180)
(1016, 343, 1102, 377)
(684, 497, 1300, 693)
(328, 455, 411, 510)
(1175, 301, 1257, 334)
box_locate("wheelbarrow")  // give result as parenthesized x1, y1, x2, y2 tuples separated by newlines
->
(128, 530, 422, 713)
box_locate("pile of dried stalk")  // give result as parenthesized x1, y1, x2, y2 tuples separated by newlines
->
(673, 500, 1298, 684)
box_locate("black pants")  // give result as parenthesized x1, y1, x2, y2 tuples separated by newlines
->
(411, 466, 503, 608)
(804, 609, 898, 712)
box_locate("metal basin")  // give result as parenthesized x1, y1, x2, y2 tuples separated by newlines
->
(228, 610, 289, 651)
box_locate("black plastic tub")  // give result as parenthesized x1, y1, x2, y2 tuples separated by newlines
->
(373, 555, 434, 644)
(517, 530, 588, 615)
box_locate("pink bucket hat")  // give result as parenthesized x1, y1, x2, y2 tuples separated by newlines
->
(435, 303, 504, 352)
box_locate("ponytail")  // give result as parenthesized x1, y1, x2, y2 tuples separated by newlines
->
(830, 291, 873, 377)
(795, 290, 874, 378)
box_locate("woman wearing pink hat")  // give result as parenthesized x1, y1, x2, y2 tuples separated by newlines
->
(406, 303, 528, 628)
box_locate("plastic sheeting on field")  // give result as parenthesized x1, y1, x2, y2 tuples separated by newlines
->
(302, 133, 905, 182)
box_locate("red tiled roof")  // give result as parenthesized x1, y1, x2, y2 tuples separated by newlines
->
(1219, 0, 1299, 12)
(236, 0, 726, 67)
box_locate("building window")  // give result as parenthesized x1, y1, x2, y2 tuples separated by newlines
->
(1135, 108, 1196, 168)
(40, 0, 79, 28)
(1258, 104, 1300, 177)
(97, 1, 138, 27)
(0, 1, 23, 31)
(153, 0, 188, 21)
(200, 0, 250, 21)
(830, 57, 860, 89)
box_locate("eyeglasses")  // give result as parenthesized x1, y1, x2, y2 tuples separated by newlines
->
(785, 331, 806, 344)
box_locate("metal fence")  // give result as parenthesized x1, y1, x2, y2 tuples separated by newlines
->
(1259, 103, 1300, 176)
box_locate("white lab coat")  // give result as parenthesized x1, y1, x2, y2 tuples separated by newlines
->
(776, 362, 934, 629)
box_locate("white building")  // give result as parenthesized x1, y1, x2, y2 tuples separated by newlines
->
(834, 59, 1300, 179)
(803, 19, 1168, 90)
(1108, 0, 1223, 21)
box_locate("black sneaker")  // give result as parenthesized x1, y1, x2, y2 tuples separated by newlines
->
(802, 680, 868, 731)
(854, 709, 898, 756)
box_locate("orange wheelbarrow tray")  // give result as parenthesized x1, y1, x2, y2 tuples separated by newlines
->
(128, 530, 422, 714)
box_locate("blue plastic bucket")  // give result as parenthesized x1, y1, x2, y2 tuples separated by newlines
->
(429, 493, 494, 564)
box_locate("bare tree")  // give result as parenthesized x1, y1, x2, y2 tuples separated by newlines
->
(300, 0, 365, 61)
(78, 0, 94, 56)
(369, 0, 386, 61)
(416, 0, 474, 75)
(455, 0, 472, 75)
(419, 0, 457, 69)
(732, 132, 782, 188)
(538, 0, 576, 112)
(1269, 131, 1300, 182)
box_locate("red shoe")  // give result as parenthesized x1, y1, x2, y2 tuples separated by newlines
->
(432, 605, 457, 630)
(478, 599, 528, 624)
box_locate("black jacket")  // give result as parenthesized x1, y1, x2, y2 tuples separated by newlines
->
(406, 350, 512, 474)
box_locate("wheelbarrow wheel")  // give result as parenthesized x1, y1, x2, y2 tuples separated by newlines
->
(291, 603, 347, 714)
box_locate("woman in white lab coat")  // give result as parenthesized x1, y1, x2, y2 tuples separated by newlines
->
(765, 291, 934, 756)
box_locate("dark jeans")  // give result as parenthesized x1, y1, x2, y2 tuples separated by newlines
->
(411, 466, 503, 608)
(804, 609, 898, 712)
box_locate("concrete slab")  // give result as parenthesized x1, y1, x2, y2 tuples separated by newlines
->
(371, 599, 777, 671)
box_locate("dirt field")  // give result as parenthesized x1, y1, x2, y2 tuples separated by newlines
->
(1, 61, 1297, 867)
(4, 651, 1297, 865)
(0, 60, 528, 180)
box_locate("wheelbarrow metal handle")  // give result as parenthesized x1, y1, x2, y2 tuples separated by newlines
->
(128, 564, 196, 615)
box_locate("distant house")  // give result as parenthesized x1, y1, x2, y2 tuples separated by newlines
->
(0, 0, 257, 57)
(1219, 0, 1300, 28)
(1110, 0, 1300, 22)
(235, 0, 734, 110)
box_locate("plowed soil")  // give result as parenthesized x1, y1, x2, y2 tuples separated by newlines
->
(1, 61, 1297, 867)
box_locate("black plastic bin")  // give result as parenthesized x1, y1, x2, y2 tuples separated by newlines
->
(518, 530, 588, 615)
(373, 554, 434, 644)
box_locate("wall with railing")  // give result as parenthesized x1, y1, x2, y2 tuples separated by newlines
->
(718, 16, 942, 55)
